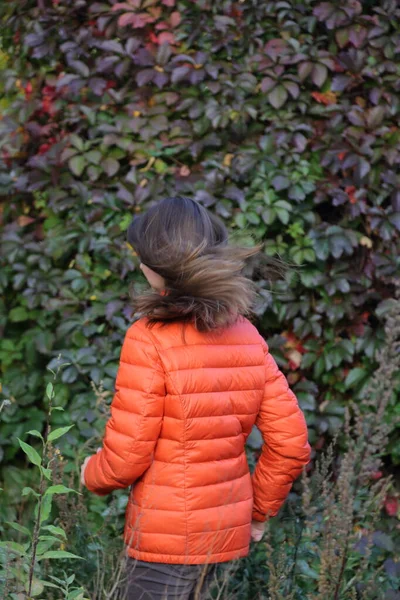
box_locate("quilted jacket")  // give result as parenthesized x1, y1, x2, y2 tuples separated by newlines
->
(84, 316, 311, 564)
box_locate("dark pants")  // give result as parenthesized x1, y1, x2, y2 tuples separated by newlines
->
(126, 558, 217, 600)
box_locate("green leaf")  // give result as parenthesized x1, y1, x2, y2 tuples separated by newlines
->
(36, 538, 58, 556)
(37, 550, 84, 561)
(85, 150, 102, 164)
(102, 157, 120, 177)
(69, 134, 85, 151)
(39, 493, 53, 524)
(69, 155, 86, 177)
(44, 485, 77, 496)
(234, 213, 246, 228)
(18, 438, 42, 466)
(6, 522, 31, 537)
(40, 466, 53, 481)
(27, 429, 44, 442)
(345, 368, 368, 389)
(262, 208, 276, 225)
(25, 578, 44, 597)
(41, 525, 67, 539)
(9, 307, 29, 322)
(0, 541, 26, 555)
(46, 382, 54, 400)
(47, 425, 74, 442)
(22, 486, 40, 498)
(275, 207, 290, 224)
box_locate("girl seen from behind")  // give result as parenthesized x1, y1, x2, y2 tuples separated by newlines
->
(81, 196, 311, 600)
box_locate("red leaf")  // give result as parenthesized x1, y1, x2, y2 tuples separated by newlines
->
(17, 216, 35, 227)
(170, 11, 181, 27)
(157, 31, 176, 45)
(345, 185, 357, 204)
(118, 13, 136, 27)
(384, 496, 398, 517)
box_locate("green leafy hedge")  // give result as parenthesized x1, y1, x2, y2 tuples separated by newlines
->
(0, 0, 399, 490)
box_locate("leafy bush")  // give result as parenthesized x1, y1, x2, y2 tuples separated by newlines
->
(1, 286, 399, 599)
(0, 0, 399, 595)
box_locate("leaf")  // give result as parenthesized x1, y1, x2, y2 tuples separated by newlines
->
(37, 550, 84, 561)
(9, 307, 29, 322)
(18, 439, 42, 466)
(42, 525, 67, 539)
(47, 425, 74, 442)
(25, 578, 44, 597)
(22, 486, 40, 498)
(44, 485, 77, 496)
(6, 522, 31, 537)
(312, 64, 328, 87)
(0, 541, 26, 556)
(284, 81, 300, 99)
(260, 77, 276, 93)
(271, 175, 290, 191)
(171, 65, 191, 83)
(101, 158, 120, 177)
(367, 105, 385, 128)
(69, 60, 90, 78)
(40, 466, 53, 481)
(268, 85, 288, 109)
(345, 368, 368, 389)
(85, 150, 102, 165)
(298, 61, 313, 81)
(27, 430, 44, 442)
(46, 382, 54, 400)
(69, 156, 86, 177)
(39, 493, 52, 524)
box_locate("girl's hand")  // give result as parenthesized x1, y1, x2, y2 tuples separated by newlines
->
(251, 520, 266, 542)
(80, 448, 102, 487)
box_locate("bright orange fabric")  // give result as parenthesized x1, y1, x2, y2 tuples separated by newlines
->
(85, 317, 311, 564)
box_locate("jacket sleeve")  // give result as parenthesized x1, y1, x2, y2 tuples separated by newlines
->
(84, 321, 165, 496)
(251, 339, 311, 521)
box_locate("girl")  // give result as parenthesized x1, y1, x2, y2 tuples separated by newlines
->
(81, 196, 311, 600)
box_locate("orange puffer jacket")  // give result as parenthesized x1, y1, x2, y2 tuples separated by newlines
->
(85, 317, 311, 564)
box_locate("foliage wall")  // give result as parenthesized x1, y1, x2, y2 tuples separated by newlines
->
(0, 0, 400, 506)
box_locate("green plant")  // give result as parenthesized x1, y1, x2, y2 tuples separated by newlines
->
(0, 358, 88, 599)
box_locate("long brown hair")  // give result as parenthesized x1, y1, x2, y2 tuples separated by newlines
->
(127, 196, 260, 332)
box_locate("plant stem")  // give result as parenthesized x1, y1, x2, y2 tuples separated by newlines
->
(28, 473, 45, 596)
(333, 531, 350, 600)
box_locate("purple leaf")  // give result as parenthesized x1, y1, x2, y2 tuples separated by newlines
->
(69, 60, 90, 78)
(347, 109, 364, 127)
(391, 190, 400, 212)
(194, 190, 216, 207)
(313, 2, 335, 21)
(88, 77, 107, 95)
(284, 81, 300, 99)
(268, 85, 288, 109)
(312, 64, 328, 87)
(298, 61, 313, 81)
(293, 133, 308, 152)
(260, 77, 276, 93)
(331, 75, 351, 92)
(153, 71, 169, 88)
(171, 65, 191, 83)
(272, 175, 290, 191)
(156, 42, 171, 67)
(136, 69, 155, 87)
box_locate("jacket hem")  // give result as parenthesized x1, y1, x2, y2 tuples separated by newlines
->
(125, 545, 249, 565)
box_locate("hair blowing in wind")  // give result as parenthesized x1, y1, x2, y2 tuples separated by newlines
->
(127, 196, 260, 332)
